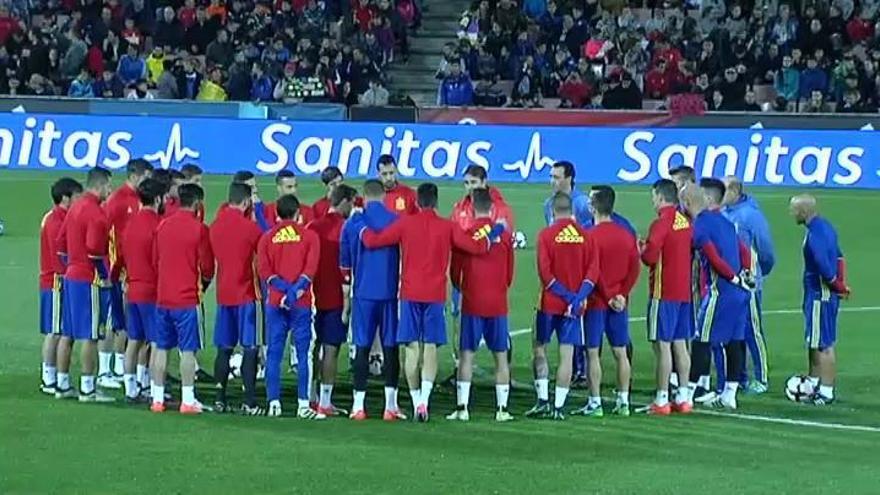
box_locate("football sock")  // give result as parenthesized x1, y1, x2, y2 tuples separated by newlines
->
(419, 380, 433, 407)
(213, 348, 232, 393)
(617, 390, 629, 405)
(697, 375, 711, 390)
(80, 375, 95, 395)
(98, 352, 112, 376)
(136, 365, 149, 389)
(114, 353, 125, 376)
(553, 386, 569, 409)
(689, 342, 711, 382)
(123, 373, 138, 398)
(409, 389, 421, 413)
(807, 376, 820, 388)
(58, 372, 70, 390)
(819, 385, 834, 399)
(298, 399, 310, 409)
(675, 386, 690, 403)
(383, 346, 400, 389)
(41, 363, 56, 385)
(384, 387, 398, 411)
(535, 378, 549, 401)
(722, 382, 739, 402)
(655, 390, 669, 406)
(182, 385, 196, 406)
(319, 384, 333, 409)
(589, 395, 602, 407)
(242, 348, 258, 407)
(352, 391, 366, 412)
(456, 381, 471, 408)
(495, 384, 510, 409)
(353, 347, 369, 391)
(669, 372, 679, 388)
(152, 385, 164, 404)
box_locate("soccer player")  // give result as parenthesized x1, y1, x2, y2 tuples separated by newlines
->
(100, 158, 153, 389)
(39, 177, 82, 394)
(640, 179, 693, 415)
(180, 164, 203, 185)
(722, 176, 776, 393)
(313, 166, 345, 218)
(377, 154, 418, 214)
(209, 182, 264, 415)
(263, 170, 314, 226)
(120, 178, 164, 402)
(447, 188, 515, 422)
(308, 184, 357, 416)
(55, 167, 115, 402)
(150, 184, 215, 414)
(162, 170, 186, 217)
(789, 194, 849, 405)
(526, 192, 599, 420)
(362, 183, 501, 422)
(571, 186, 639, 417)
(685, 178, 753, 410)
(342, 179, 405, 421)
(258, 194, 324, 420)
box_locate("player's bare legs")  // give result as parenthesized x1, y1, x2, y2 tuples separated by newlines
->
(612, 346, 631, 414)
(652, 341, 672, 412)
(448, 349, 474, 421)
(317, 344, 345, 415)
(79, 340, 98, 399)
(97, 334, 118, 388)
(179, 350, 199, 410)
(404, 342, 421, 416)
(672, 340, 692, 410)
(811, 347, 836, 403)
(525, 341, 551, 418)
(417, 343, 438, 420)
(123, 337, 144, 401)
(587, 347, 602, 411)
(114, 330, 127, 378)
(150, 348, 168, 411)
(492, 351, 512, 420)
(54, 336, 75, 398)
(41, 333, 60, 392)
(552, 343, 574, 419)
(138, 344, 150, 396)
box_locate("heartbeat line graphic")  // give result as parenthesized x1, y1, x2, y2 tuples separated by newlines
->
(501, 132, 557, 179)
(143, 123, 200, 168)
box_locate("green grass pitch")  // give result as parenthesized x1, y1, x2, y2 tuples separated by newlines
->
(1, 172, 879, 494)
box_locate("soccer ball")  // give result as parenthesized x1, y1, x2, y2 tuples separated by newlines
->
(368, 353, 384, 376)
(784, 374, 815, 402)
(0, 219, 5, 236)
(228, 352, 243, 380)
(512, 230, 528, 250)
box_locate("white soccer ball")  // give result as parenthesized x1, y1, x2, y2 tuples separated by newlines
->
(0, 219, 5, 236)
(228, 352, 243, 380)
(369, 353, 383, 376)
(512, 230, 528, 250)
(784, 374, 815, 402)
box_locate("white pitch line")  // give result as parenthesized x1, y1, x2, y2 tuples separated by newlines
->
(695, 409, 880, 433)
(508, 305, 880, 337)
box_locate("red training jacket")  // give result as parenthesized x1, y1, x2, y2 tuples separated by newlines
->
(383, 183, 419, 215)
(154, 210, 214, 308)
(209, 206, 263, 306)
(61, 192, 109, 283)
(39, 206, 67, 290)
(313, 195, 364, 218)
(641, 205, 693, 302)
(537, 218, 600, 315)
(307, 211, 346, 310)
(452, 218, 514, 318)
(257, 220, 320, 309)
(588, 220, 640, 309)
(122, 208, 161, 303)
(262, 201, 314, 227)
(104, 183, 140, 281)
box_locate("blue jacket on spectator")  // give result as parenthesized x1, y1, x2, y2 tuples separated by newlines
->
(68, 79, 94, 98)
(523, 0, 546, 18)
(774, 67, 799, 101)
(117, 55, 146, 85)
(250, 75, 274, 101)
(440, 74, 474, 106)
(799, 67, 828, 99)
(722, 194, 776, 288)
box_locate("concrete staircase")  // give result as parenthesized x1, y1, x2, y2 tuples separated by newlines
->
(387, 0, 469, 107)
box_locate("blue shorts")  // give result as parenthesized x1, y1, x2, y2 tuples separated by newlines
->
(399, 300, 446, 345)
(804, 294, 839, 350)
(460, 315, 509, 352)
(107, 282, 126, 332)
(696, 290, 748, 345)
(315, 308, 347, 346)
(647, 299, 693, 342)
(214, 302, 262, 349)
(585, 308, 630, 349)
(351, 298, 398, 348)
(39, 281, 63, 335)
(156, 306, 204, 352)
(63, 280, 109, 341)
(535, 311, 583, 346)
(126, 302, 157, 342)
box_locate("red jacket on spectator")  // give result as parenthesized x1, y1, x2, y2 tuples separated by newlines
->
(846, 18, 875, 44)
(558, 79, 592, 107)
(645, 66, 670, 99)
(179, 6, 197, 30)
(87, 45, 105, 76)
(0, 13, 19, 45)
(582, 38, 605, 60)
(668, 66, 695, 91)
(354, 0, 376, 32)
(652, 46, 682, 69)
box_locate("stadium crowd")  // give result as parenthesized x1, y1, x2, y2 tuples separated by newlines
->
(0, 0, 418, 104)
(439, 1, 880, 112)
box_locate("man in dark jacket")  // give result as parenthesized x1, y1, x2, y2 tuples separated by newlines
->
(439, 61, 474, 106)
(154, 7, 184, 50)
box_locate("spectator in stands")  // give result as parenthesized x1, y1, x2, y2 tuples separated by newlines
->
(101, 31, 123, 72)
(177, 58, 203, 100)
(155, 7, 185, 50)
(126, 79, 154, 99)
(510, 56, 542, 107)
(156, 60, 179, 99)
(439, 60, 474, 106)
(0, 6, 20, 46)
(207, 29, 234, 68)
(719, 66, 747, 107)
(186, 7, 220, 55)
(775, 55, 800, 103)
(68, 68, 95, 98)
(799, 57, 828, 100)
(602, 73, 642, 109)
(94, 69, 124, 98)
(800, 18, 831, 57)
(558, 70, 590, 108)
(61, 27, 88, 81)
(769, 4, 799, 51)
(198, 66, 228, 101)
(226, 53, 252, 101)
(359, 78, 390, 106)
(645, 58, 670, 100)
(803, 89, 831, 112)
(250, 63, 275, 102)
(742, 89, 762, 111)
(838, 89, 868, 112)
(847, 7, 875, 44)
(117, 43, 147, 87)
(146, 47, 165, 85)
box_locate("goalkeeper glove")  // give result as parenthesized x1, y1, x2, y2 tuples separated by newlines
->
(547, 280, 576, 305)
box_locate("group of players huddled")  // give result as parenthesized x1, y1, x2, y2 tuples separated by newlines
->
(37, 156, 850, 421)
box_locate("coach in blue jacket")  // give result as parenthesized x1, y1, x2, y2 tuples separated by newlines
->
(722, 176, 776, 393)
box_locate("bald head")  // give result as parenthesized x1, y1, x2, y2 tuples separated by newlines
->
(681, 182, 706, 218)
(789, 194, 818, 225)
(722, 176, 743, 206)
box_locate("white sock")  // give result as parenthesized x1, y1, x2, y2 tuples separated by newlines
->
(819, 384, 834, 399)
(98, 352, 112, 376)
(352, 391, 366, 412)
(676, 386, 691, 403)
(136, 365, 148, 388)
(319, 384, 333, 409)
(655, 389, 669, 406)
(617, 390, 629, 405)
(182, 385, 196, 405)
(722, 382, 739, 401)
(80, 375, 95, 394)
(384, 386, 398, 411)
(152, 384, 164, 403)
(807, 376, 820, 388)
(535, 378, 549, 401)
(409, 389, 421, 413)
(589, 395, 602, 406)
(495, 384, 510, 409)
(456, 381, 471, 408)
(298, 398, 310, 409)
(114, 353, 125, 375)
(42, 363, 57, 385)
(419, 380, 433, 407)
(697, 374, 711, 390)
(554, 386, 569, 409)
(58, 372, 70, 390)
(124, 373, 138, 398)
(669, 372, 679, 388)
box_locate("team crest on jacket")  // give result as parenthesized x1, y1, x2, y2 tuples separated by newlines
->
(673, 212, 690, 231)
(395, 197, 406, 211)
(472, 224, 491, 240)
(272, 225, 301, 243)
(554, 225, 584, 244)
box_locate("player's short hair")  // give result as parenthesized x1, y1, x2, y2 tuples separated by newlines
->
(552, 191, 572, 214)
(331, 184, 358, 207)
(51, 177, 83, 205)
(232, 170, 255, 184)
(363, 179, 384, 199)
(471, 188, 492, 214)
(376, 154, 395, 169)
(669, 166, 696, 184)
(276, 194, 300, 220)
(652, 179, 679, 204)
(178, 183, 204, 208)
(463, 164, 487, 181)
(552, 161, 576, 184)
(137, 178, 166, 206)
(320, 166, 343, 185)
(416, 183, 438, 209)
(86, 167, 112, 188)
(169, 169, 186, 182)
(181, 163, 203, 179)
(699, 177, 726, 205)
(275, 169, 296, 184)
(590, 185, 615, 215)
(151, 169, 172, 193)
(228, 182, 252, 205)
(127, 158, 153, 178)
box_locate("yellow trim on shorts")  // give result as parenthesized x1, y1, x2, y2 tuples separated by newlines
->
(255, 299, 265, 347)
(810, 300, 822, 349)
(648, 298, 660, 341)
(90, 284, 101, 340)
(699, 289, 718, 344)
(750, 292, 768, 379)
